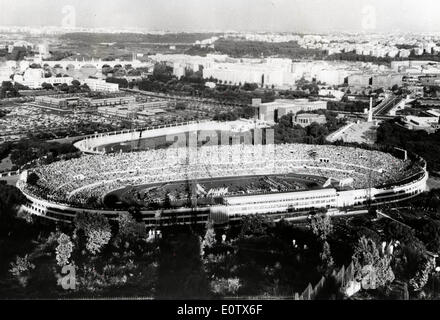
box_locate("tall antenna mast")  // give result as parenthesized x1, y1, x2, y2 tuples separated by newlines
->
(366, 95, 374, 210)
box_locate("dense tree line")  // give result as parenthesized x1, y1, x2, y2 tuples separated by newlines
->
(0, 46, 28, 61)
(105, 77, 129, 88)
(0, 182, 27, 231)
(326, 51, 394, 66)
(23, 119, 135, 141)
(327, 50, 440, 66)
(211, 39, 326, 59)
(0, 138, 80, 169)
(61, 32, 222, 45)
(376, 119, 440, 172)
(0, 81, 19, 99)
(213, 105, 255, 121)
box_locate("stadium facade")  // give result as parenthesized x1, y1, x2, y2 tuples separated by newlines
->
(17, 164, 428, 225)
(17, 123, 429, 226)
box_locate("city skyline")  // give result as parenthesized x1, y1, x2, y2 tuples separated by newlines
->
(1, 0, 440, 33)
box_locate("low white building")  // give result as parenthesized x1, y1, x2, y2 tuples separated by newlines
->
(318, 89, 345, 101)
(84, 78, 119, 92)
(14, 73, 74, 89)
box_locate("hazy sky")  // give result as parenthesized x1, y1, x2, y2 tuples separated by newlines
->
(1, 0, 440, 33)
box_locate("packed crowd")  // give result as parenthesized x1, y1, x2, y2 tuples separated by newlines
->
(18, 143, 418, 208)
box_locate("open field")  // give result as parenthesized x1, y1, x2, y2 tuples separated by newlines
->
(105, 173, 327, 208)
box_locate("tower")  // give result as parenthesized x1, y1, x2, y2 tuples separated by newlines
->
(368, 96, 373, 122)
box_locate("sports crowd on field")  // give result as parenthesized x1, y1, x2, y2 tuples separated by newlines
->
(18, 143, 418, 208)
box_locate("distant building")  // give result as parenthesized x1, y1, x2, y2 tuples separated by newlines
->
(399, 49, 411, 58)
(87, 96, 136, 107)
(14, 71, 73, 89)
(97, 100, 168, 120)
(318, 89, 345, 101)
(371, 74, 403, 88)
(293, 113, 327, 127)
(402, 111, 440, 133)
(203, 62, 287, 87)
(253, 99, 327, 124)
(35, 94, 136, 109)
(205, 81, 216, 89)
(37, 43, 50, 59)
(419, 75, 440, 87)
(347, 74, 371, 87)
(85, 78, 119, 92)
(173, 62, 186, 78)
(35, 95, 80, 108)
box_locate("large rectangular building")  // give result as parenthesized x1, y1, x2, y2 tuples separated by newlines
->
(85, 78, 119, 92)
(371, 74, 403, 88)
(293, 113, 327, 127)
(203, 62, 292, 87)
(35, 95, 80, 108)
(347, 74, 371, 87)
(87, 96, 136, 107)
(253, 99, 328, 124)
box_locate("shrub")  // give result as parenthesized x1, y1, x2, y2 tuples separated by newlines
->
(210, 277, 241, 296)
(9, 254, 35, 287)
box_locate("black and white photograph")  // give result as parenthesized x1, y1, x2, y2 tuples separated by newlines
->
(1, 0, 440, 308)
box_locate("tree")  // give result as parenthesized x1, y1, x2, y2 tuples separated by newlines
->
(116, 212, 146, 240)
(163, 192, 172, 209)
(310, 215, 333, 242)
(128, 206, 142, 222)
(352, 236, 395, 290)
(239, 215, 268, 238)
(391, 84, 399, 92)
(201, 220, 216, 256)
(106, 77, 129, 88)
(0, 81, 18, 99)
(409, 257, 435, 292)
(307, 122, 329, 138)
(59, 83, 69, 92)
(74, 212, 112, 255)
(41, 82, 54, 90)
(384, 220, 415, 244)
(319, 240, 334, 274)
(420, 220, 440, 253)
(85, 229, 112, 254)
(80, 83, 90, 92)
(55, 233, 74, 267)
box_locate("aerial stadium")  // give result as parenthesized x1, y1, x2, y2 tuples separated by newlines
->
(16, 121, 428, 226)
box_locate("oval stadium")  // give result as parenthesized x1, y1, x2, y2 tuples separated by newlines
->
(16, 125, 429, 226)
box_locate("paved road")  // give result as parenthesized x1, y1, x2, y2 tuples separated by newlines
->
(374, 95, 402, 116)
(0, 174, 19, 186)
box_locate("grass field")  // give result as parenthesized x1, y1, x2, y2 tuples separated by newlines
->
(104, 173, 328, 209)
